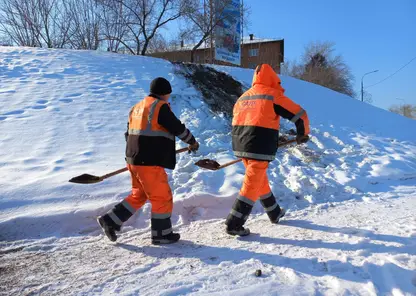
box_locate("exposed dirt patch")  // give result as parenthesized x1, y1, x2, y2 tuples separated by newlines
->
(173, 62, 245, 118)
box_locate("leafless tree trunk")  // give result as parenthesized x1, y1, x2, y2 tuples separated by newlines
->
(99, 0, 128, 52)
(0, 0, 73, 48)
(181, 0, 250, 63)
(101, 0, 185, 55)
(146, 33, 169, 53)
(65, 0, 101, 50)
(0, 0, 41, 47)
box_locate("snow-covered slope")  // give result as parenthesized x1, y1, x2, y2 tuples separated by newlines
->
(1, 47, 415, 296)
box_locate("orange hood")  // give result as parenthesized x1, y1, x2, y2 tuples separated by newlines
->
(252, 64, 281, 89)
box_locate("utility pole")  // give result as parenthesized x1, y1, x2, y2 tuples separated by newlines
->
(210, 0, 214, 64)
(361, 70, 378, 102)
(241, 0, 244, 45)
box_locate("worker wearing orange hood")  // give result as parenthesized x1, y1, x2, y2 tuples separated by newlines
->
(226, 64, 310, 236)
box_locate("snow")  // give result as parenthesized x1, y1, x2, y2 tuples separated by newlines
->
(1, 47, 416, 295)
(241, 36, 282, 44)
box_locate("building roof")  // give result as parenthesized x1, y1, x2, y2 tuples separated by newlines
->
(241, 36, 282, 44)
(164, 36, 282, 52)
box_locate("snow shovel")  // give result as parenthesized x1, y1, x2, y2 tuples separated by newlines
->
(195, 139, 297, 171)
(69, 147, 189, 184)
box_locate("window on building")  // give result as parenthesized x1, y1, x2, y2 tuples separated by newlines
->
(249, 48, 259, 57)
(195, 55, 200, 62)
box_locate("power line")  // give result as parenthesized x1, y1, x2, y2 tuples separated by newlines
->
(365, 55, 416, 89)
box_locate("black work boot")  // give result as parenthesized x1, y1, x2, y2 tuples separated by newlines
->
(97, 200, 136, 242)
(151, 214, 180, 245)
(272, 208, 286, 224)
(97, 216, 118, 242)
(152, 232, 181, 245)
(226, 224, 250, 236)
(225, 195, 253, 237)
(260, 193, 286, 224)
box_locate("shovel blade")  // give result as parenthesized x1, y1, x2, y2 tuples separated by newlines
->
(69, 173, 103, 184)
(194, 159, 221, 171)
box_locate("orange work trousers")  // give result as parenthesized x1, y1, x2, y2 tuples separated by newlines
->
(124, 164, 173, 215)
(240, 159, 271, 203)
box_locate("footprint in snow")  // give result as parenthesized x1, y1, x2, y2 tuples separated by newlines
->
(59, 98, 73, 103)
(81, 151, 94, 156)
(67, 93, 83, 98)
(53, 166, 64, 172)
(0, 89, 16, 94)
(36, 100, 48, 104)
(91, 89, 106, 94)
(32, 105, 47, 110)
(42, 73, 63, 79)
(23, 158, 37, 164)
(109, 81, 125, 88)
(0, 116, 7, 121)
(3, 110, 24, 115)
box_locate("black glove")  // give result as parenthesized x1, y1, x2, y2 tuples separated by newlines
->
(188, 141, 200, 154)
(296, 135, 309, 144)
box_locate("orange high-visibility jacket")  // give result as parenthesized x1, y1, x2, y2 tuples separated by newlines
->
(232, 64, 310, 161)
(125, 95, 195, 169)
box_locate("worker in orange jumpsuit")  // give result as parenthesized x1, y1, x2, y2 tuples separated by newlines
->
(226, 63, 310, 236)
(98, 77, 199, 244)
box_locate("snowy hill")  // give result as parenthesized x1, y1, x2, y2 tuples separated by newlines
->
(1, 47, 415, 295)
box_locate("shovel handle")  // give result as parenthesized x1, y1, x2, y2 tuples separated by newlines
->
(218, 158, 242, 169)
(176, 147, 189, 154)
(100, 167, 128, 179)
(99, 147, 189, 180)
(204, 138, 298, 170)
(279, 138, 297, 147)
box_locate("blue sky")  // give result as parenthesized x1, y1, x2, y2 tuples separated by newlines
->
(242, 0, 416, 110)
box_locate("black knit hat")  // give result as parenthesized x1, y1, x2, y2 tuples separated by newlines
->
(150, 77, 172, 96)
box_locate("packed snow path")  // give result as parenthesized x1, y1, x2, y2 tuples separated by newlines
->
(1, 195, 415, 295)
(1, 47, 415, 295)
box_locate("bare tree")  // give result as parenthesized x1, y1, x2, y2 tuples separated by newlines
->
(65, 0, 101, 50)
(181, 0, 250, 63)
(0, 0, 73, 48)
(99, 0, 128, 52)
(0, 0, 42, 47)
(284, 41, 355, 97)
(146, 33, 169, 53)
(100, 0, 186, 55)
(0, 35, 13, 46)
(281, 60, 304, 77)
(362, 89, 373, 104)
(389, 104, 416, 119)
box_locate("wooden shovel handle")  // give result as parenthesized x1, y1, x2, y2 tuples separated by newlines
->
(218, 158, 242, 169)
(217, 139, 297, 170)
(279, 138, 297, 147)
(176, 147, 190, 154)
(100, 167, 129, 179)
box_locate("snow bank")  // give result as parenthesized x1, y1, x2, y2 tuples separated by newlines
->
(1, 47, 415, 296)
(1, 47, 415, 242)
